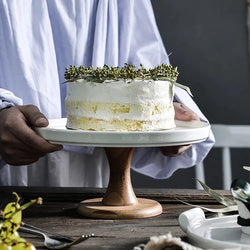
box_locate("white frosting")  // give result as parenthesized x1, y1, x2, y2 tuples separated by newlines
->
(66, 79, 173, 103)
(65, 79, 175, 131)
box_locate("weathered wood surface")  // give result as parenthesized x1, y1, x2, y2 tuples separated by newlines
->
(0, 187, 232, 249)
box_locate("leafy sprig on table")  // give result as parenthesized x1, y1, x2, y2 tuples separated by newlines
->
(64, 63, 179, 83)
(0, 192, 42, 250)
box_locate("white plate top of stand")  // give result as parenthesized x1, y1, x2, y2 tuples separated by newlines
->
(34, 119, 211, 147)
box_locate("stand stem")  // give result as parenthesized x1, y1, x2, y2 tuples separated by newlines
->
(103, 148, 137, 206)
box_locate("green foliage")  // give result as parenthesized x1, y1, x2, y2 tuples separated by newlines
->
(64, 63, 179, 83)
(0, 193, 42, 250)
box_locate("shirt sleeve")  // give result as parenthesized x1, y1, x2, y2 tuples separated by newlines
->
(131, 86, 215, 179)
(0, 88, 23, 110)
(63, 145, 95, 155)
(0, 89, 23, 162)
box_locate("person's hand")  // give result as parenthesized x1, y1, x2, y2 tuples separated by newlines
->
(0, 105, 63, 166)
(159, 102, 199, 157)
(173, 102, 199, 121)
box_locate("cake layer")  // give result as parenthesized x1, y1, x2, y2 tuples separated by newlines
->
(65, 101, 174, 121)
(65, 79, 175, 131)
(66, 116, 176, 131)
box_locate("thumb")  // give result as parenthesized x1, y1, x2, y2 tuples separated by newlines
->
(18, 105, 49, 127)
(174, 102, 199, 121)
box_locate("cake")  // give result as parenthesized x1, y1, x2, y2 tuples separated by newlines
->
(64, 64, 189, 131)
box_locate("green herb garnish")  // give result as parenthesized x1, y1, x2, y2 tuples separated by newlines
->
(64, 63, 193, 96)
(64, 63, 179, 82)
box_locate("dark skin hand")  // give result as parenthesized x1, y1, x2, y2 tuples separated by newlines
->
(0, 102, 198, 166)
(159, 102, 199, 156)
(0, 105, 63, 166)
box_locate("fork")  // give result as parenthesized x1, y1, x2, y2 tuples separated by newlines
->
(22, 223, 74, 242)
(19, 226, 94, 249)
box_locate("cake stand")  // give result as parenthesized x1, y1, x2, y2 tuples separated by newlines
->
(35, 119, 210, 219)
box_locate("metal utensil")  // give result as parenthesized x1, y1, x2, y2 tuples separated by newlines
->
(22, 223, 74, 242)
(231, 178, 250, 204)
(19, 226, 94, 249)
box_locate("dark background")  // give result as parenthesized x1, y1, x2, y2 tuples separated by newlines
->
(132, 0, 250, 189)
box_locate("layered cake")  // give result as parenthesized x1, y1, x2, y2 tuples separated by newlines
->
(64, 64, 186, 131)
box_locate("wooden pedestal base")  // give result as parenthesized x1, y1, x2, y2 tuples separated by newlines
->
(78, 148, 163, 219)
(77, 197, 162, 219)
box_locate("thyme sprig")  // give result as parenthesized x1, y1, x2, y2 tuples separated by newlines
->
(64, 63, 193, 96)
(64, 63, 179, 83)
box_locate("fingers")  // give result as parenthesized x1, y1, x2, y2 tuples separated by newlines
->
(18, 105, 49, 127)
(173, 102, 199, 121)
(0, 105, 62, 166)
(1, 130, 52, 165)
(160, 103, 198, 157)
(9, 117, 62, 153)
(159, 144, 192, 157)
(2, 146, 43, 166)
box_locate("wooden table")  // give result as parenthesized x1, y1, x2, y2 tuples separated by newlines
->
(0, 187, 231, 249)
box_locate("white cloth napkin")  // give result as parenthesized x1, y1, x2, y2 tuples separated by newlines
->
(133, 233, 203, 250)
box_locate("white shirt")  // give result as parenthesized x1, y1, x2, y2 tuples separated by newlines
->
(0, 0, 215, 187)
